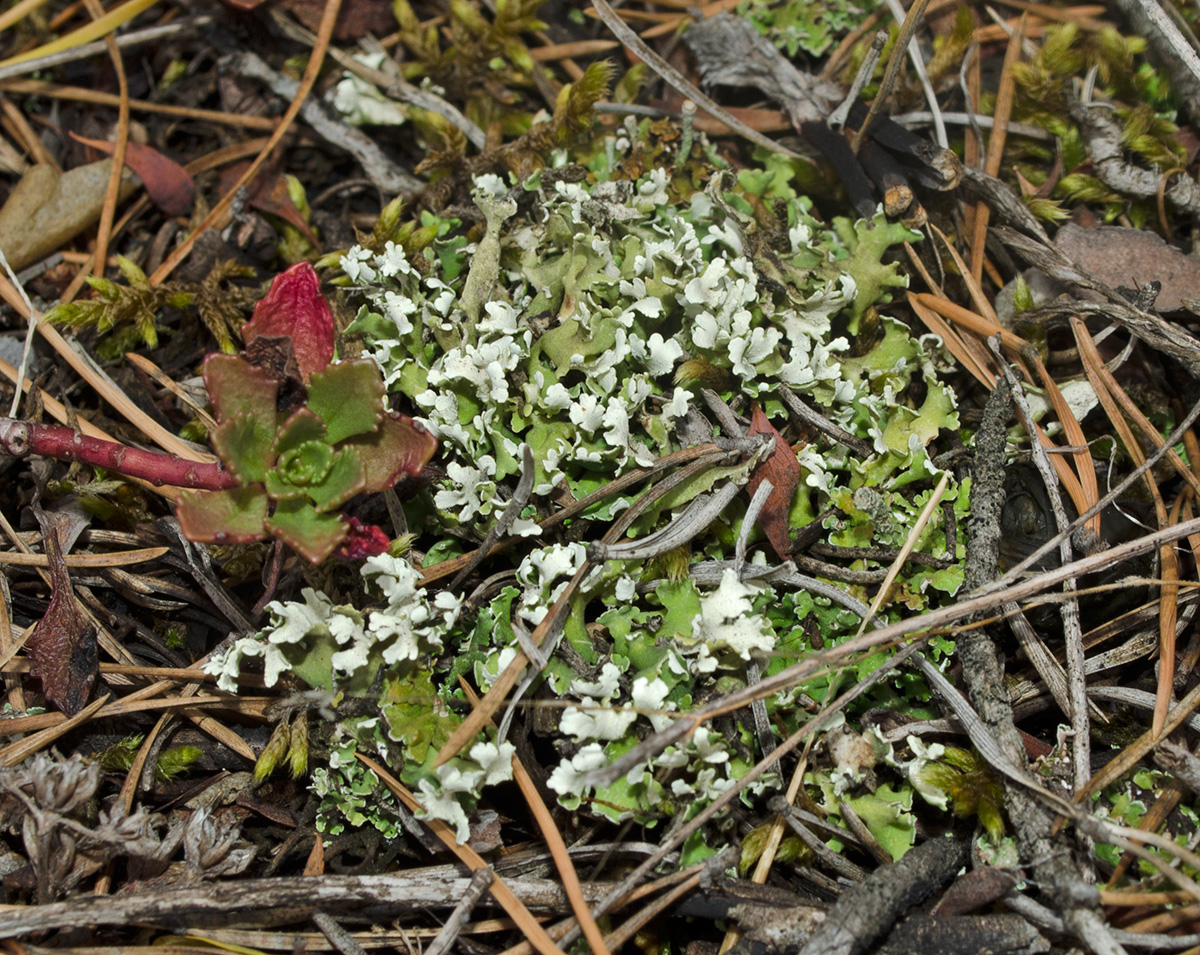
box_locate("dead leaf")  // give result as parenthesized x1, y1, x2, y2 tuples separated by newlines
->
(746, 404, 802, 559)
(70, 134, 194, 216)
(278, 0, 395, 39)
(218, 162, 319, 249)
(25, 525, 98, 716)
(218, 0, 393, 38)
(1055, 222, 1200, 312)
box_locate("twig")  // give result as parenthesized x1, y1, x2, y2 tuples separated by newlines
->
(0, 16, 215, 84)
(0, 870, 593, 938)
(769, 796, 868, 883)
(269, 12, 486, 151)
(828, 30, 888, 131)
(880, 0, 947, 148)
(1067, 91, 1200, 217)
(220, 51, 422, 198)
(0, 418, 236, 490)
(796, 836, 968, 955)
(589, 482, 741, 562)
(312, 912, 369, 955)
(423, 868, 493, 955)
(852, 0, 932, 153)
(988, 338, 1090, 789)
(778, 385, 875, 457)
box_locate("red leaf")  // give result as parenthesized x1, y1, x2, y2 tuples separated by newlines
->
(218, 162, 320, 248)
(336, 517, 391, 559)
(70, 133, 195, 216)
(25, 527, 97, 716)
(746, 404, 802, 559)
(242, 262, 334, 383)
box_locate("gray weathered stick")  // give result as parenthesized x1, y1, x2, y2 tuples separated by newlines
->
(424, 868, 494, 955)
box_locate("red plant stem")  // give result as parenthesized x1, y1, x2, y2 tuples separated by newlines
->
(0, 417, 238, 490)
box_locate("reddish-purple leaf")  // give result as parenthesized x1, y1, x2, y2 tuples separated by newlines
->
(242, 262, 334, 383)
(25, 527, 97, 716)
(71, 133, 195, 216)
(746, 404, 802, 560)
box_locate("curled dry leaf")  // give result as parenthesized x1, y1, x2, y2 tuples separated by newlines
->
(25, 527, 98, 716)
(70, 133, 195, 217)
(746, 404, 802, 559)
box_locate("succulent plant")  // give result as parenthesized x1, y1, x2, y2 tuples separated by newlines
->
(175, 263, 437, 563)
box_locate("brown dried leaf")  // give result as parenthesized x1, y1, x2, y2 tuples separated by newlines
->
(70, 134, 195, 216)
(25, 527, 97, 716)
(278, 0, 394, 39)
(1055, 222, 1200, 312)
(746, 404, 801, 559)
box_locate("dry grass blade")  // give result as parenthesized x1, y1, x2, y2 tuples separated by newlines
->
(355, 754, 568, 955)
(80, 0, 129, 281)
(0, 278, 210, 464)
(969, 11, 1022, 290)
(0, 546, 168, 567)
(1027, 349, 1101, 537)
(0, 0, 159, 68)
(0, 0, 55, 34)
(125, 352, 216, 431)
(530, 39, 618, 61)
(906, 289, 996, 386)
(0, 693, 267, 747)
(459, 681, 611, 955)
(911, 292, 1026, 351)
(854, 470, 951, 639)
(0, 79, 278, 129)
(1072, 317, 1185, 735)
(0, 692, 109, 766)
(433, 447, 739, 767)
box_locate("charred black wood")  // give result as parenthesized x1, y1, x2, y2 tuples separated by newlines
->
(859, 140, 914, 218)
(800, 121, 877, 219)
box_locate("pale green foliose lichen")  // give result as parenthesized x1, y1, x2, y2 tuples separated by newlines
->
(219, 143, 972, 852)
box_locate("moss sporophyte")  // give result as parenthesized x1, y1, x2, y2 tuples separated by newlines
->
(200, 150, 984, 857)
